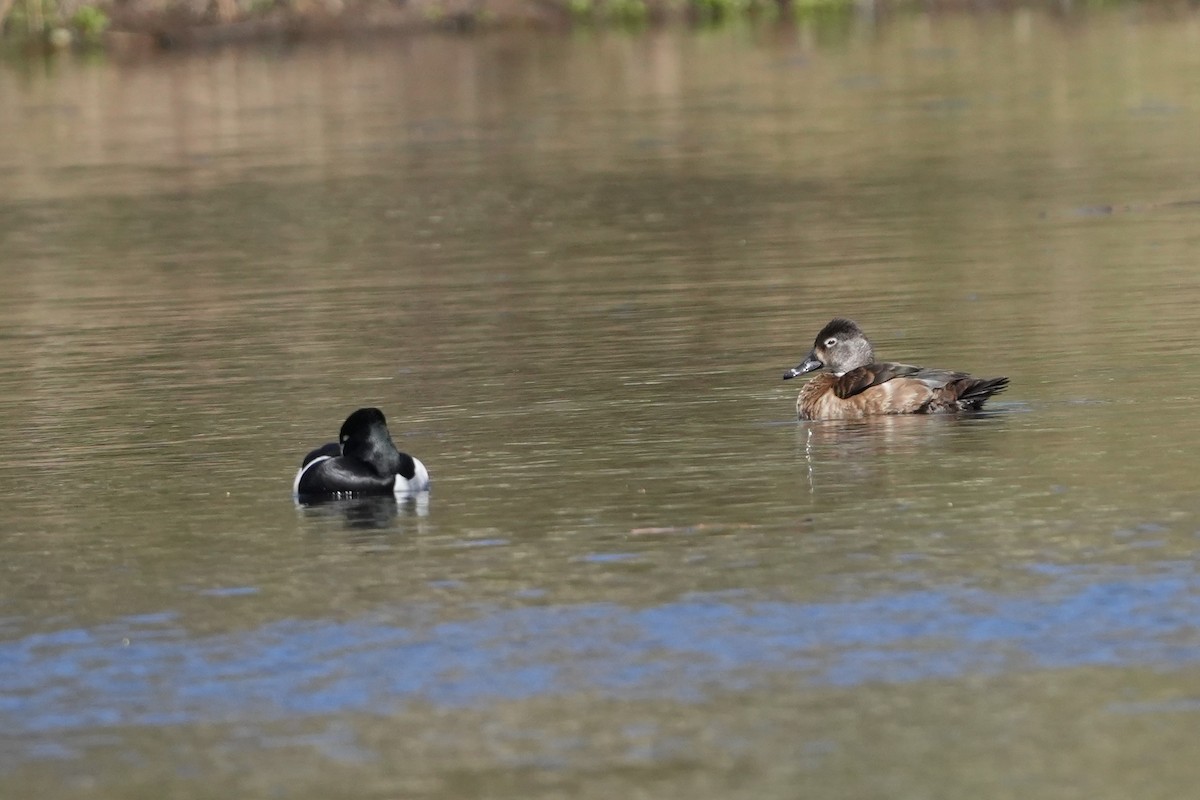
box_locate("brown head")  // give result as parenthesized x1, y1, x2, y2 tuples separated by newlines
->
(782, 318, 875, 380)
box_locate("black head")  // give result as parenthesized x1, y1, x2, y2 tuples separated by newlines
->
(339, 407, 402, 477)
(782, 317, 875, 379)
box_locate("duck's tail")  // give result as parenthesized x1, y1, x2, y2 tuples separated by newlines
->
(954, 376, 1009, 410)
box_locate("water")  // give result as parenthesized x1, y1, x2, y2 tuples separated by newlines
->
(3, 11, 1200, 798)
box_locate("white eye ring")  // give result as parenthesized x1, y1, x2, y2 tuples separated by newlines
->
(824, 337, 838, 347)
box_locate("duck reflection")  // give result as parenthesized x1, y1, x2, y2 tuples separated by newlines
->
(296, 492, 430, 531)
(796, 412, 1007, 496)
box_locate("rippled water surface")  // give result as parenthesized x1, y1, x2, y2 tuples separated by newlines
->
(3, 11, 1200, 798)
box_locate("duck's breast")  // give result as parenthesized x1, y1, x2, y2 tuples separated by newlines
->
(798, 374, 935, 419)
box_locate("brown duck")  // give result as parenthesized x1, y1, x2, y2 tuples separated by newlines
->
(783, 318, 1009, 420)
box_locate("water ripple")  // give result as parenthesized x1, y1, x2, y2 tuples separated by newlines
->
(3, 566, 1200, 736)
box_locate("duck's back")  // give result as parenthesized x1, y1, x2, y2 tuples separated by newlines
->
(797, 363, 1008, 420)
(294, 455, 395, 496)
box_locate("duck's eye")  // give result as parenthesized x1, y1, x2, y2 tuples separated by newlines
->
(824, 337, 838, 347)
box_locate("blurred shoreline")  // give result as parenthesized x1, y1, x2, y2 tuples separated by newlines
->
(4, 0, 1188, 55)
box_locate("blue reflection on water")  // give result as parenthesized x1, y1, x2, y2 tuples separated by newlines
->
(3, 566, 1200, 735)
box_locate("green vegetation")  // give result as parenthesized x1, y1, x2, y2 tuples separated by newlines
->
(561, 0, 805, 26)
(692, 0, 753, 24)
(71, 4, 109, 41)
(1, 0, 109, 47)
(567, 0, 651, 26)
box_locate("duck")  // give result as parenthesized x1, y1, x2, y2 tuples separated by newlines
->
(782, 318, 1008, 420)
(293, 407, 430, 497)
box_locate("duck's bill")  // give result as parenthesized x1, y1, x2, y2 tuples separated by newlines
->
(782, 355, 823, 380)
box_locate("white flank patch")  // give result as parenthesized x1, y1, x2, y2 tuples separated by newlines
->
(394, 457, 431, 497)
(292, 455, 333, 496)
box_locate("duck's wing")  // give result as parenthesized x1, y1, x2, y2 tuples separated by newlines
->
(300, 442, 341, 468)
(832, 362, 927, 399)
(295, 456, 394, 496)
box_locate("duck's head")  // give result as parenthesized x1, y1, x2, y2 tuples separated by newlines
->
(782, 318, 874, 379)
(339, 407, 402, 477)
